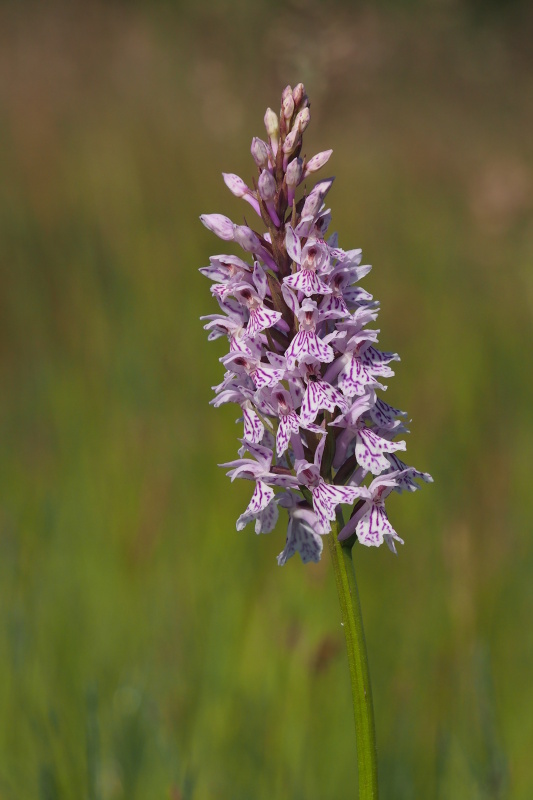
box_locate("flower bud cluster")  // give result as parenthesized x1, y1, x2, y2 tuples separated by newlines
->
(200, 84, 432, 565)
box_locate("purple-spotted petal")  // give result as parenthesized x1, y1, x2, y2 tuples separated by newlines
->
(357, 504, 396, 548)
(242, 404, 265, 443)
(249, 480, 275, 513)
(368, 397, 408, 428)
(285, 331, 334, 368)
(338, 356, 383, 397)
(319, 294, 349, 319)
(276, 412, 300, 457)
(247, 307, 282, 338)
(237, 488, 279, 534)
(300, 380, 347, 424)
(312, 481, 367, 529)
(283, 270, 331, 297)
(355, 428, 406, 475)
(252, 366, 285, 389)
(253, 262, 268, 299)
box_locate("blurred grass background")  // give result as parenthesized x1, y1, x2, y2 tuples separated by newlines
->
(0, 0, 532, 797)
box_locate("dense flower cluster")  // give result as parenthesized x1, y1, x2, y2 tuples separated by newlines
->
(200, 84, 432, 565)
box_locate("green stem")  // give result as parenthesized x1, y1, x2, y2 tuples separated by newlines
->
(328, 523, 379, 799)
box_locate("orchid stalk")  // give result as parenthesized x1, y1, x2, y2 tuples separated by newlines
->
(200, 84, 432, 799)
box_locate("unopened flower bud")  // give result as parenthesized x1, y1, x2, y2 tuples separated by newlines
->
(257, 170, 281, 226)
(304, 149, 333, 176)
(223, 173, 249, 198)
(264, 108, 280, 154)
(282, 92, 294, 122)
(200, 213, 235, 241)
(281, 85, 293, 104)
(223, 172, 261, 217)
(292, 82, 306, 109)
(251, 137, 270, 169)
(258, 169, 276, 202)
(282, 128, 299, 156)
(286, 158, 303, 188)
(293, 107, 310, 135)
(234, 224, 261, 252)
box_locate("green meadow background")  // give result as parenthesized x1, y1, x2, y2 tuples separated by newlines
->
(1, 1, 532, 797)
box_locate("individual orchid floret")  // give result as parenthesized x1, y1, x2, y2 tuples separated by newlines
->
(221, 351, 285, 390)
(299, 362, 349, 425)
(233, 267, 282, 337)
(199, 254, 252, 302)
(268, 387, 325, 458)
(285, 299, 336, 368)
(338, 473, 405, 552)
(333, 334, 390, 398)
(331, 395, 407, 475)
(201, 309, 251, 354)
(295, 437, 369, 532)
(200, 84, 431, 564)
(319, 261, 373, 319)
(201, 294, 265, 355)
(283, 228, 332, 297)
(221, 440, 297, 490)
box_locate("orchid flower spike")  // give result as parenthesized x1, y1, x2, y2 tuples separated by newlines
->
(199, 84, 432, 565)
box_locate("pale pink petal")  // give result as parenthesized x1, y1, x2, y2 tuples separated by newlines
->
(243, 405, 265, 443)
(338, 356, 382, 397)
(281, 284, 299, 314)
(253, 262, 268, 299)
(285, 225, 301, 263)
(356, 429, 406, 475)
(300, 381, 323, 424)
(252, 366, 284, 388)
(249, 480, 275, 513)
(357, 504, 396, 547)
(276, 413, 299, 457)
(247, 307, 282, 337)
(284, 270, 331, 297)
